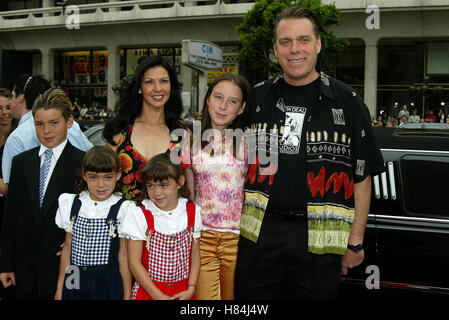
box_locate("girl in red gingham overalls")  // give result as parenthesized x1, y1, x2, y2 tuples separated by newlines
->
(121, 153, 202, 300)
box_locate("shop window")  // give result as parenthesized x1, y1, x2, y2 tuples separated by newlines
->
(125, 47, 181, 81)
(63, 87, 108, 114)
(377, 89, 415, 119)
(26, 0, 41, 9)
(334, 45, 365, 86)
(207, 45, 240, 83)
(378, 45, 417, 85)
(66, 0, 106, 5)
(65, 0, 86, 5)
(8, 0, 26, 10)
(59, 51, 91, 85)
(54, 49, 109, 110)
(92, 50, 108, 84)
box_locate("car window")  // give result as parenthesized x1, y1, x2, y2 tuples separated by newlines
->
(399, 155, 449, 217)
(89, 128, 106, 146)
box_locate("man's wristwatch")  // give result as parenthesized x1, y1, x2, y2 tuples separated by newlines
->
(347, 243, 364, 253)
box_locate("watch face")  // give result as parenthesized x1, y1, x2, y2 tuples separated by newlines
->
(349, 244, 363, 252)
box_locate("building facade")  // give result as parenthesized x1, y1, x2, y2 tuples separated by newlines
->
(0, 0, 448, 118)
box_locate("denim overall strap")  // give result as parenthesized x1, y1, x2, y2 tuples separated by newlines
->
(105, 198, 126, 265)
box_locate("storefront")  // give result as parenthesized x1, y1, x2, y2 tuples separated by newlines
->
(206, 45, 240, 82)
(331, 40, 449, 119)
(53, 49, 112, 111)
(124, 45, 239, 85)
(52, 44, 240, 112)
(124, 47, 182, 81)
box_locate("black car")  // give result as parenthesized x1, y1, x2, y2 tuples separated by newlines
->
(339, 123, 449, 298)
(83, 123, 107, 146)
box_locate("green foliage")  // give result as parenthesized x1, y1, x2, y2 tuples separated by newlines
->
(237, 0, 349, 79)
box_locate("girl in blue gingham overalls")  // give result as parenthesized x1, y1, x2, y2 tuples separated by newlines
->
(54, 146, 134, 300)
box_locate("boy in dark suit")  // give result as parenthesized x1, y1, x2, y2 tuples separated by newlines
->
(0, 88, 85, 299)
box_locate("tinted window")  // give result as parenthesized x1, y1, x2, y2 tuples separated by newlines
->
(400, 155, 449, 217)
(88, 128, 106, 146)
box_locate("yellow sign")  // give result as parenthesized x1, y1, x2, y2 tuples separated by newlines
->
(207, 65, 237, 83)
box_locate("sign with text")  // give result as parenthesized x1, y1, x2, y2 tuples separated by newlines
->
(182, 40, 222, 70)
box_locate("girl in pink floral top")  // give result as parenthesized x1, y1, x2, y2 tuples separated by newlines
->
(191, 73, 250, 300)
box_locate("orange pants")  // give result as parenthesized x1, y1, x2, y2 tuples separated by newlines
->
(196, 230, 239, 300)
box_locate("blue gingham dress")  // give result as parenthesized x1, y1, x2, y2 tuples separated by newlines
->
(62, 195, 125, 300)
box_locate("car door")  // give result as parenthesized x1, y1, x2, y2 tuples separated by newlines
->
(340, 128, 449, 298)
(370, 148, 449, 295)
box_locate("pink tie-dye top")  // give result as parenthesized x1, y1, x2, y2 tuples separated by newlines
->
(191, 137, 248, 232)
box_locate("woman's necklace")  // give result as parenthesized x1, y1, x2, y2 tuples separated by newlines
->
(143, 125, 153, 136)
(136, 121, 165, 136)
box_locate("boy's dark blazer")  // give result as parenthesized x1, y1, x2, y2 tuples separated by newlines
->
(0, 141, 85, 297)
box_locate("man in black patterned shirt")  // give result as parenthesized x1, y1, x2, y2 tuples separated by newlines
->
(235, 6, 384, 299)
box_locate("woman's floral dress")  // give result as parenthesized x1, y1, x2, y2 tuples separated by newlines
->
(116, 123, 189, 200)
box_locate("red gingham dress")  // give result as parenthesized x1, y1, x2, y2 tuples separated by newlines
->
(132, 201, 197, 300)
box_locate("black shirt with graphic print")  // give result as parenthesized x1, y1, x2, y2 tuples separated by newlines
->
(266, 77, 320, 213)
(241, 72, 385, 223)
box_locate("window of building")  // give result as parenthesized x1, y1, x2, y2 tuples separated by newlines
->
(377, 41, 422, 118)
(378, 44, 418, 85)
(7, 0, 42, 10)
(65, 0, 107, 5)
(54, 49, 112, 113)
(124, 47, 181, 81)
(332, 40, 365, 88)
(376, 40, 449, 119)
(324, 39, 365, 100)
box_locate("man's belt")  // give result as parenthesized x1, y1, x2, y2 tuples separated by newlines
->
(265, 208, 307, 221)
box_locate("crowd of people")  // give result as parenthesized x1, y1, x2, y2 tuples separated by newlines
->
(372, 104, 448, 127)
(73, 101, 114, 122)
(0, 6, 385, 301)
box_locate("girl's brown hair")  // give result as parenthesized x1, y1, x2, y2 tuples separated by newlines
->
(76, 146, 122, 194)
(197, 73, 250, 157)
(135, 152, 187, 205)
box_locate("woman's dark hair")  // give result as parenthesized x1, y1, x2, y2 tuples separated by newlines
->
(198, 73, 250, 157)
(104, 55, 182, 145)
(134, 152, 187, 205)
(76, 146, 122, 194)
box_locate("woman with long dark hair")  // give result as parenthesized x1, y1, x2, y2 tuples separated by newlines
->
(104, 55, 192, 200)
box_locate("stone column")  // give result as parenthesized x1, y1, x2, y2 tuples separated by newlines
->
(42, 0, 54, 17)
(41, 48, 54, 85)
(184, 0, 197, 8)
(42, 0, 54, 7)
(32, 52, 42, 75)
(364, 42, 378, 117)
(181, 65, 193, 113)
(107, 46, 120, 111)
(108, 0, 121, 12)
